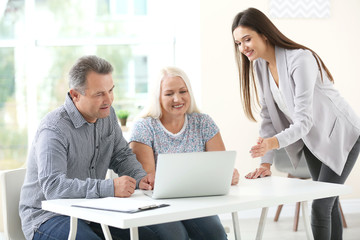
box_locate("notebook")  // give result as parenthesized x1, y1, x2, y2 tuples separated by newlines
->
(144, 151, 236, 199)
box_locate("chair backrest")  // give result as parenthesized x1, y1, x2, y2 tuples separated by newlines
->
(1, 168, 26, 240)
(273, 149, 311, 179)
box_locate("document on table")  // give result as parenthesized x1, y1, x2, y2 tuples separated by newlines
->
(72, 197, 169, 214)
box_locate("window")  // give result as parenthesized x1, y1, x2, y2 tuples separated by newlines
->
(104, 0, 147, 16)
(0, 0, 175, 170)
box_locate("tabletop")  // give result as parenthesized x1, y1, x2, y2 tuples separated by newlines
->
(42, 176, 352, 230)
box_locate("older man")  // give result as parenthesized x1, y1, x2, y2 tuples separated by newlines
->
(19, 55, 161, 240)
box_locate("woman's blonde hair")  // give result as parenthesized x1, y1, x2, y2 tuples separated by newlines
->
(140, 66, 200, 119)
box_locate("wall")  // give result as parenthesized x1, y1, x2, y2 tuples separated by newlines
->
(198, 0, 360, 198)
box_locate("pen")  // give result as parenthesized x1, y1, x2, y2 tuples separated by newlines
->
(138, 204, 157, 210)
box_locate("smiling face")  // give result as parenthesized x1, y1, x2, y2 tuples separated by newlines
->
(70, 71, 114, 123)
(233, 26, 269, 61)
(160, 76, 190, 119)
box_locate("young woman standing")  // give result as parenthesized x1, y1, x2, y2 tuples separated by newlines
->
(232, 7, 360, 240)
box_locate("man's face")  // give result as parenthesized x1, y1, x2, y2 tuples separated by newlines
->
(70, 71, 114, 123)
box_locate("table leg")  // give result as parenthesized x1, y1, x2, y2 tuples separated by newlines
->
(130, 227, 139, 240)
(68, 216, 77, 240)
(101, 224, 113, 240)
(255, 207, 268, 240)
(301, 201, 314, 240)
(231, 212, 241, 240)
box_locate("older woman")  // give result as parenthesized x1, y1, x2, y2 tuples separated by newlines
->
(129, 66, 239, 240)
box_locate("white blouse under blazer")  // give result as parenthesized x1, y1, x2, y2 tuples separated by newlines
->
(254, 46, 360, 175)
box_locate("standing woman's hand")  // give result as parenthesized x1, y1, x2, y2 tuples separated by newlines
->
(246, 136, 277, 179)
(250, 137, 279, 158)
(245, 163, 272, 179)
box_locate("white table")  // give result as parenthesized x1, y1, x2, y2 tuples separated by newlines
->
(42, 176, 351, 240)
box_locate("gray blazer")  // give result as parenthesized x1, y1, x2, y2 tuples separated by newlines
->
(254, 46, 360, 175)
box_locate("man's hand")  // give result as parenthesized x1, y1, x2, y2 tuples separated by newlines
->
(113, 176, 136, 197)
(139, 173, 155, 190)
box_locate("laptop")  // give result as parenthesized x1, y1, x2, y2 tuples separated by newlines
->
(144, 151, 236, 199)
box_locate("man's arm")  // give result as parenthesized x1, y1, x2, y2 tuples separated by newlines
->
(37, 128, 114, 199)
(108, 109, 147, 188)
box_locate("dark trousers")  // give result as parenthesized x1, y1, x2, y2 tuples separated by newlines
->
(33, 215, 227, 240)
(33, 215, 159, 240)
(303, 137, 360, 240)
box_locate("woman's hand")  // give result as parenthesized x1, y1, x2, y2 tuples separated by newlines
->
(245, 163, 272, 179)
(250, 137, 279, 158)
(231, 168, 240, 185)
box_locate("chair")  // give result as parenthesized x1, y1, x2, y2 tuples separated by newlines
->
(1, 168, 26, 240)
(273, 149, 347, 231)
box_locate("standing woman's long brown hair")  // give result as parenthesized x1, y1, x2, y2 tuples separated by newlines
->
(231, 8, 333, 122)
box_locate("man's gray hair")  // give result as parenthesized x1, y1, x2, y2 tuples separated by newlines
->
(68, 55, 113, 94)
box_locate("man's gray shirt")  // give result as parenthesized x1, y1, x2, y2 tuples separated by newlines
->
(19, 93, 146, 240)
